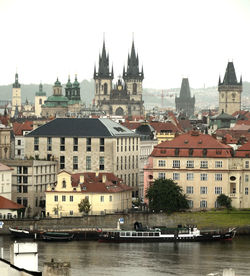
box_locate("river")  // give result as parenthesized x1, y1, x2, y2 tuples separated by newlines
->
(0, 235, 250, 275)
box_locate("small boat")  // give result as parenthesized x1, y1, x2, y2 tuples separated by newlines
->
(41, 231, 74, 241)
(98, 222, 237, 243)
(9, 227, 34, 238)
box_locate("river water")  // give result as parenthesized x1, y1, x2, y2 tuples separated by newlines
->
(0, 235, 250, 276)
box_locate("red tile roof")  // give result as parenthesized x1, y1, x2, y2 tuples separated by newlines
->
(235, 141, 250, 157)
(0, 196, 24, 210)
(151, 131, 233, 158)
(13, 121, 33, 136)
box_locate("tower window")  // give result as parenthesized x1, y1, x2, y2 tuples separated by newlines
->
(39, 99, 42, 104)
(133, 83, 137, 94)
(104, 83, 108, 95)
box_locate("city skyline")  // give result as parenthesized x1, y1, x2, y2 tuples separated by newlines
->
(0, 0, 249, 89)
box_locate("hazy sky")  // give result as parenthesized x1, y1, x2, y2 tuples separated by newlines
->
(0, 0, 249, 89)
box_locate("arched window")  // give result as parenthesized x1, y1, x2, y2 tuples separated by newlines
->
(39, 99, 42, 104)
(62, 180, 66, 188)
(104, 83, 108, 95)
(133, 83, 137, 94)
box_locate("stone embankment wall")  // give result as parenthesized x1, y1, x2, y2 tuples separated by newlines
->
(1, 212, 250, 234)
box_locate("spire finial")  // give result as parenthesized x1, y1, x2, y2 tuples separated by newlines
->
(132, 32, 134, 42)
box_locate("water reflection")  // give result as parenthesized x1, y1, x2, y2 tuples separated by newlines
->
(0, 236, 250, 275)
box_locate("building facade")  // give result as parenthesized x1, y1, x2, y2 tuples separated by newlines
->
(1, 159, 57, 217)
(144, 131, 250, 209)
(0, 163, 13, 200)
(175, 78, 195, 117)
(46, 171, 132, 217)
(94, 40, 144, 117)
(218, 62, 242, 115)
(0, 124, 14, 159)
(25, 118, 140, 196)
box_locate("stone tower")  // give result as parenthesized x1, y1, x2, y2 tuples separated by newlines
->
(35, 83, 47, 117)
(175, 78, 195, 117)
(94, 40, 114, 109)
(11, 73, 21, 117)
(123, 40, 144, 116)
(218, 62, 242, 115)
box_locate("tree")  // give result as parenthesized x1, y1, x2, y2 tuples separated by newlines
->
(78, 198, 91, 215)
(53, 204, 62, 218)
(146, 178, 189, 213)
(216, 194, 232, 210)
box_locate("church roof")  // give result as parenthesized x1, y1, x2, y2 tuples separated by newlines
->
(178, 78, 192, 99)
(26, 118, 137, 138)
(221, 62, 240, 85)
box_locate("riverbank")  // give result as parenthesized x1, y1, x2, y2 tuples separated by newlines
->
(1, 210, 250, 235)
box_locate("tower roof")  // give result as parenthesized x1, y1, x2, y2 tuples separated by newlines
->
(73, 75, 80, 88)
(222, 62, 240, 85)
(36, 83, 46, 96)
(179, 78, 191, 98)
(54, 77, 62, 87)
(66, 76, 72, 88)
(13, 73, 21, 88)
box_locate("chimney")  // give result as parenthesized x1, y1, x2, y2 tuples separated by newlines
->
(80, 175, 84, 183)
(102, 174, 107, 183)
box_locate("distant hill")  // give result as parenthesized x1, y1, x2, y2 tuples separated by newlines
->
(1, 80, 249, 110)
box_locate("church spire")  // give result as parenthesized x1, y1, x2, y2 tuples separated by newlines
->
(13, 72, 21, 88)
(221, 62, 240, 85)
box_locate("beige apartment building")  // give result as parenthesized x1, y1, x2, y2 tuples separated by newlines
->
(144, 131, 250, 209)
(1, 159, 57, 217)
(25, 118, 140, 197)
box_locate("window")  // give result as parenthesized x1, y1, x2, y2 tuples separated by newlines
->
(23, 176, 28, 183)
(86, 156, 91, 170)
(215, 187, 222, 194)
(200, 186, 207, 194)
(23, 167, 28, 174)
(62, 195, 66, 202)
(73, 156, 78, 170)
(173, 173, 180, 180)
(245, 161, 250, 169)
(62, 180, 66, 188)
(17, 149, 21, 155)
(200, 161, 208, 168)
(34, 137, 39, 151)
(100, 196, 104, 202)
(109, 195, 112, 202)
(158, 172, 165, 179)
(215, 161, 222, 168)
(70, 196, 73, 202)
(60, 156, 65, 170)
(200, 200, 207, 208)
(22, 198, 28, 207)
(186, 160, 194, 168)
(86, 138, 91, 151)
(73, 138, 78, 151)
(186, 186, 193, 194)
(17, 166, 22, 174)
(133, 83, 137, 94)
(47, 137, 52, 151)
(215, 173, 222, 181)
(187, 200, 193, 208)
(136, 156, 138, 169)
(17, 139, 21, 146)
(103, 83, 107, 94)
(70, 211, 73, 215)
(60, 137, 65, 151)
(245, 187, 249, 195)
(173, 160, 180, 168)
(200, 173, 208, 181)
(100, 138, 105, 152)
(245, 175, 249, 182)
(23, 185, 28, 193)
(158, 160, 166, 167)
(54, 195, 58, 202)
(117, 139, 119, 152)
(132, 156, 135, 169)
(17, 185, 22, 193)
(187, 173, 194, 181)
(17, 197, 22, 205)
(100, 157, 104, 170)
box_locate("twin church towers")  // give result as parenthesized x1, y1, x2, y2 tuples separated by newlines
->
(94, 39, 144, 117)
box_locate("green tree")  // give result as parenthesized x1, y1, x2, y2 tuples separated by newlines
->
(217, 194, 232, 210)
(146, 178, 189, 213)
(78, 198, 91, 215)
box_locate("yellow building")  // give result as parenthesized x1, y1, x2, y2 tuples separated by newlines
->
(46, 171, 132, 217)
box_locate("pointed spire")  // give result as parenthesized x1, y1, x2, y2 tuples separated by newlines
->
(218, 76, 221, 85)
(179, 78, 191, 99)
(111, 64, 114, 78)
(13, 72, 21, 88)
(221, 62, 240, 85)
(240, 75, 242, 84)
(39, 82, 43, 92)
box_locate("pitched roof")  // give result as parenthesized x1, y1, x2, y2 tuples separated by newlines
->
(151, 131, 232, 158)
(235, 141, 250, 157)
(26, 118, 136, 138)
(221, 62, 240, 85)
(0, 196, 24, 210)
(13, 121, 33, 136)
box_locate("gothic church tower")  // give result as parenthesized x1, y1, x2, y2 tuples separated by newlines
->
(218, 62, 242, 115)
(94, 40, 114, 108)
(11, 73, 21, 117)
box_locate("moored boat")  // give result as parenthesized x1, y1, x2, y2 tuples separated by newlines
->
(98, 223, 237, 243)
(9, 227, 34, 238)
(41, 231, 74, 241)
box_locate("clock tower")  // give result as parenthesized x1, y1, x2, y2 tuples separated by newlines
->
(11, 73, 21, 117)
(218, 62, 242, 115)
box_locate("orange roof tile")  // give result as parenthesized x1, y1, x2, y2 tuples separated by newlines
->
(0, 196, 24, 210)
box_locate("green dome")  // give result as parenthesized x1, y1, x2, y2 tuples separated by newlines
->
(66, 76, 72, 88)
(54, 78, 62, 87)
(73, 75, 80, 88)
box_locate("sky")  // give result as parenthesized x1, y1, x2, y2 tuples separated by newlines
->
(0, 0, 249, 89)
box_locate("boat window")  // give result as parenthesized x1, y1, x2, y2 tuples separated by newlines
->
(149, 232, 154, 236)
(154, 232, 160, 236)
(126, 232, 131, 236)
(138, 232, 142, 236)
(132, 232, 136, 236)
(120, 232, 125, 237)
(143, 233, 149, 236)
